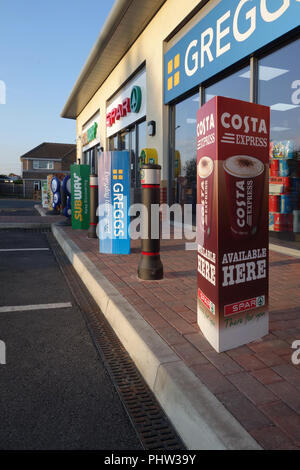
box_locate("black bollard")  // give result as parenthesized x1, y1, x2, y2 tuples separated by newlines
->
(138, 164, 163, 280)
(88, 173, 98, 239)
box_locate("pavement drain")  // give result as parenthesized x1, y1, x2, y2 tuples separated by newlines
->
(47, 232, 186, 451)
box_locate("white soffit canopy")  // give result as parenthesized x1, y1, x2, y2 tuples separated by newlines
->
(61, 0, 166, 120)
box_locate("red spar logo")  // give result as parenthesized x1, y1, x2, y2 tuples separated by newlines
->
(224, 296, 265, 317)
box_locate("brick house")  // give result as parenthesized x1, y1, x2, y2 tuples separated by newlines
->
(20, 142, 76, 198)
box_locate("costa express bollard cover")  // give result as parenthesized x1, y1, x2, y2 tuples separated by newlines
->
(197, 96, 270, 352)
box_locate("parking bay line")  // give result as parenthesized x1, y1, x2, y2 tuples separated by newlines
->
(0, 248, 50, 252)
(0, 302, 72, 313)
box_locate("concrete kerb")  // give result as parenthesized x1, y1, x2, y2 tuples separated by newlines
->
(34, 204, 47, 217)
(269, 243, 300, 258)
(52, 224, 260, 450)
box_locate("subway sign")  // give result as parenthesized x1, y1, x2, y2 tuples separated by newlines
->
(82, 122, 98, 146)
(71, 164, 90, 230)
(164, 0, 300, 103)
(106, 86, 142, 128)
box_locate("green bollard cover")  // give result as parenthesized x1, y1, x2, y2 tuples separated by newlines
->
(71, 164, 90, 230)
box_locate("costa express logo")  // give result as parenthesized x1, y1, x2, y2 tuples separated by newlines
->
(220, 111, 268, 147)
(106, 86, 142, 128)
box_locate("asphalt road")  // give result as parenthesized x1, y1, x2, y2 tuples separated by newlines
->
(0, 229, 142, 450)
(0, 198, 37, 216)
(0, 198, 36, 208)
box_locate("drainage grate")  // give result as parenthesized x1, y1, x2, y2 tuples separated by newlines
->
(47, 233, 185, 451)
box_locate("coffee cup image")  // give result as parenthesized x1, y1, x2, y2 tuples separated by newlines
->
(223, 155, 265, 238)
(198, 156, 214, 237)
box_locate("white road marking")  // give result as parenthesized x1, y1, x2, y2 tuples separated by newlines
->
(0, 302, 72, 313)
(0, 248, 49, 252)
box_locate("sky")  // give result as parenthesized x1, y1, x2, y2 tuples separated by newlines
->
(0, 0, 115, 175)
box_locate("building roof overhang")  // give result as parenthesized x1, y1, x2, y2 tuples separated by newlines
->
(61, 0, 166, 120)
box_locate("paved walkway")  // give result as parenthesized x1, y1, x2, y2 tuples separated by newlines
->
(61, 227, 300, 450)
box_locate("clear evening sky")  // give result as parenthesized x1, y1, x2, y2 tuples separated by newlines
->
(0, 0, 115, 175)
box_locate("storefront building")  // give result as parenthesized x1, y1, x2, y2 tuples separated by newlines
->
(62, 0, 300, 236)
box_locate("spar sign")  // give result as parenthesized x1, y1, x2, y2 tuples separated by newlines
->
(106, 86, 142, 128)
(197, 96, 270, 352)
(98, 151, 130, 254)
(71, 164, 90, 229)
(106, 70, 146, 138)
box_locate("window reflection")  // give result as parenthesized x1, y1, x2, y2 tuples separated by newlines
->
(174, 92, 199, 210)
(108, 135, 118, 151)
(137, 121, 147, 154)
(137, 120, 147, 188)
(205, 64, 250, 103)
(130, 127, 136, 187)
(107, 120, 146, 189)
(258, 39, 300, 152)
(83, 147, 97, 173)
(259, 39, 300, 236)
(172, 65, 251, 212)
(119, 131, 129, 151)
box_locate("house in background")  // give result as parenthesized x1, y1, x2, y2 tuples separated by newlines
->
(20, 142, 76, 198)
(8, 173, 22, 182)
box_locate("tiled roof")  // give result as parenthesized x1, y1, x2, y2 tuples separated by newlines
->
(20, 142, 76, 160)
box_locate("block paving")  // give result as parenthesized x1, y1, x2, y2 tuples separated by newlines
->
(64, 227, 300, 450)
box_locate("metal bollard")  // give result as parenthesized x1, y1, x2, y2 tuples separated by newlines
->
(138, 164, 163, 280)
(88, 173, 98, 239)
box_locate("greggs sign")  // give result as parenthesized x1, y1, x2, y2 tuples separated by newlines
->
(164, 0, 300, 103)
(106, 86, 142, 128)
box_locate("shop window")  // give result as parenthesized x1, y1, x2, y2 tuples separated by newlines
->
(137, 121, 146, 154)
(119, 131, 129, 151)
(108, 135, 118, 151)
(83, 146, 97, 174)
(171, 65, 251, 212)
(258, 38, 300, 236)
(107, 120, 146, 189)
(205, 64, 250, 103)
(130, 127, 136, 188)
(173, 92, 199, 211)
(137, 121, 146, 188)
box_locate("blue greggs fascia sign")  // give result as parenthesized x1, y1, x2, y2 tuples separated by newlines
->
(164, 0, 300, 103)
